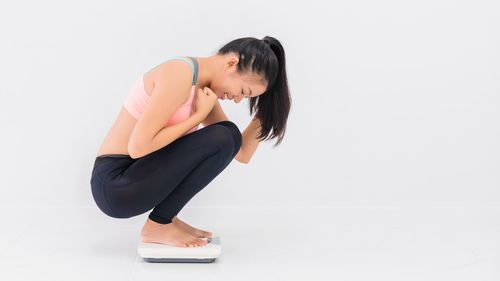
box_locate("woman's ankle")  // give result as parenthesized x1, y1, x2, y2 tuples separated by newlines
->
(141, 217, 173, 236)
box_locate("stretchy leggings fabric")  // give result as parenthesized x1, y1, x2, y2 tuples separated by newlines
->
(90, 120, 242, 224)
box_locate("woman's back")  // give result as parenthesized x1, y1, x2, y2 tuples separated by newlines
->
(96, 57, 200, 157)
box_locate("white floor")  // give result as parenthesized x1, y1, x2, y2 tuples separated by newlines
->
(0, 206, 499, 281)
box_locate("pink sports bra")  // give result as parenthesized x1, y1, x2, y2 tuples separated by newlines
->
(123, 56, 199, 136)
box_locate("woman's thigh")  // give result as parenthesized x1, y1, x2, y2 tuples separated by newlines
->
(91, 120, 241, 217)
(120, 121, 240, 183)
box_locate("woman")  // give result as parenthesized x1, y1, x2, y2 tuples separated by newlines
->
(90, 36, 291, 248)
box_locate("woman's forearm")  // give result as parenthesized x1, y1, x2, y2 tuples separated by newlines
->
(129, 113, 204, 159)
(236, 117, 262, 163)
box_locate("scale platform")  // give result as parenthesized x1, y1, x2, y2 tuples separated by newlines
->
(138, 236, 221, 263)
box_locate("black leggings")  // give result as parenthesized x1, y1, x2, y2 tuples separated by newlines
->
(90, 120, 242, 224)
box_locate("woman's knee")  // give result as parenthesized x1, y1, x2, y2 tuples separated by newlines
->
(213, 121, 242, 150)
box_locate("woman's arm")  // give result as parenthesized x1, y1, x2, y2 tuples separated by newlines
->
(235, 117, 262, 164)
(129, 113, 204, 159)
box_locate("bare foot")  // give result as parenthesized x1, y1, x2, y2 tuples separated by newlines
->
(141, 218, 208, 248)
(172, 216, 213, 238)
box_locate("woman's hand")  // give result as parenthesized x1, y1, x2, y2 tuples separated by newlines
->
(194, 87, 218, 119)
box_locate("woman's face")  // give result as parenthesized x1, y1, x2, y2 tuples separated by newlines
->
(211, 55, 268, 103)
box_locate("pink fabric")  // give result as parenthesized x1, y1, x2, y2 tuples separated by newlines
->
(123, 75, 199, 136)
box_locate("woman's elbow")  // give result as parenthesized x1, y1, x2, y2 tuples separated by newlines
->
(128, 141, 143, 159)
(234, 152, 250, 164)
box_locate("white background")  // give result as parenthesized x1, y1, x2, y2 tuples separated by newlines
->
(1, 0, 498, 209)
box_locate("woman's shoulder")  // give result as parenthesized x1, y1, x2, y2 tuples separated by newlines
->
(145, 57, 195, 86)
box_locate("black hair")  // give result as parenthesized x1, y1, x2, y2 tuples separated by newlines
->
(216, 36, 291, 147)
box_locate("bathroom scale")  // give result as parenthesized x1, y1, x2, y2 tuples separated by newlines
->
(138, 236, 221, 263)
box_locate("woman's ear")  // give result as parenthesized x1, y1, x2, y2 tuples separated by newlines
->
(228, 55, 239, 69)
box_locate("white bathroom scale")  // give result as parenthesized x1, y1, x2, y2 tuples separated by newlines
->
(138, 236, 221, 263)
